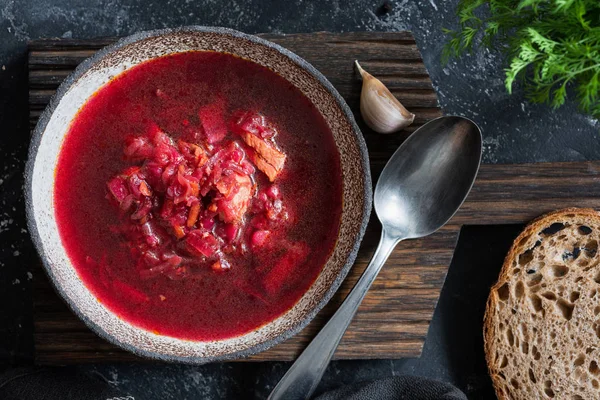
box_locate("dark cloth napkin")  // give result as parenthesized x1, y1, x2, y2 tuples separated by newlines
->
(0, 368, 467, 400)
(315, 376, 467, 400)
(0, 368, 127, 400)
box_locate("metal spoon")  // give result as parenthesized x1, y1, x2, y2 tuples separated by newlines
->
(268, 116, 482, 400)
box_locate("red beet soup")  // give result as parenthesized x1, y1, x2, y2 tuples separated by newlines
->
(54, 51, 342, 340)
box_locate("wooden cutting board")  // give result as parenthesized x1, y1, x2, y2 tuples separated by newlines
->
(29, 32, 600, 365)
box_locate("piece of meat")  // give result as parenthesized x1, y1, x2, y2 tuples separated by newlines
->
(246, 152, 279, 183)
(215, 173, 253, 223)
(240, 132, 286, 181)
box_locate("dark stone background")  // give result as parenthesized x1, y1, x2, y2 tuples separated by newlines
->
(0, 0, 597, 398)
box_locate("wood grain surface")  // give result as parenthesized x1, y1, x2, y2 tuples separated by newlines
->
(28, 32, 464, 364)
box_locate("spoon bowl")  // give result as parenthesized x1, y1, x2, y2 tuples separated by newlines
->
(375, 116, 482, 239)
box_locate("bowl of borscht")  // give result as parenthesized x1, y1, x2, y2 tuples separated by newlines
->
(26, 27, 372, 363)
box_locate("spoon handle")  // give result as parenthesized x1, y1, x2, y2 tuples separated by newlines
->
(268, 229, 400, 400)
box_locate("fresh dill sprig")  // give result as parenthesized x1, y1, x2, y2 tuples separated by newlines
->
(443, 0, 600, 119)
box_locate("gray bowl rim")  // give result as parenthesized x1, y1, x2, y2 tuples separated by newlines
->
(25, 25, 373, 364)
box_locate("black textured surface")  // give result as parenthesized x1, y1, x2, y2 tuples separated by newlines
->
(0, 0, 598, 398)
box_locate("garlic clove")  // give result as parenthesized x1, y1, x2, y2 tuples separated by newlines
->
(355, 60, 415, 134)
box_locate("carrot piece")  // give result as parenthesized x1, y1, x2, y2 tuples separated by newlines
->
(139, 181, 152, 196)
(189, 181, 200, 198)
(188, 143, 208, 165)
(187, 202, 201, 228)
(197, 150, 209, 167)
(208, 203, 218, 212)
(173, 225, 186, 239)
(211, 259, 231, 272)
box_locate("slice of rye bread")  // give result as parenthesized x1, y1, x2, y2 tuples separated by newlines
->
(485, 208, 600, 400)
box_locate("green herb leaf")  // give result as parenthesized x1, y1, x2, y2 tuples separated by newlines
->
(443, 0, 600, 119)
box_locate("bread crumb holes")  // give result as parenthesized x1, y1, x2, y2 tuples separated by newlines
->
(510, 378, 519, 389)
(519, 249, 534, 265)
(515, 281, 525, 299)
(550, 264, 569, 278)
(542, 223, 566, 236)
(556, 299, 574, 320)
(497, 282, 510, 301)
(570, 291, 580, 302)
(589, 360, 600, 375)
(529, 294, 543, 312)
(500, 355, 508, 368)
(542, 291, 557, 301)
(578, 226, 593, 235)
(506, 328, 515, 346)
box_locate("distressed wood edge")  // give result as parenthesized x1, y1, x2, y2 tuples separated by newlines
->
(27, 31, 416, 50)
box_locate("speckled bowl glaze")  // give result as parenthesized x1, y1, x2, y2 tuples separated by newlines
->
(25, 26, 372, 363)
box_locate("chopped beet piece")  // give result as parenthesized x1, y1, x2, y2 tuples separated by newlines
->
(119, 195, 135, 212)
(185, 230, 220, 257)
(139, 254, 182, 279)
(231, 110, 277, 139)
(200, 216, 216, 230)
(217, 223, 239, 243)
(266, 185, 280, 199)
(141, 222, 161, 247)
(199, 99, 228, 144)
(107, 176, 129, 203)
(131, 197, 152, 220)
(142, 250, 160, 265)
(251, 230, 270, 248)
(124, 135, 154, 160)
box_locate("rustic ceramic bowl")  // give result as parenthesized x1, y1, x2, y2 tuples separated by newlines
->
(25, 26, 372, 363)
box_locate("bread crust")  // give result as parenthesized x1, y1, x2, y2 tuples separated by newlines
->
(484, 208, 600, 400)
